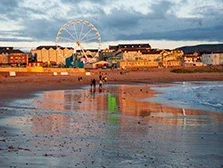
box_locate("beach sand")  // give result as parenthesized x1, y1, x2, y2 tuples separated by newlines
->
(1, 68, 223, 102)
(0, 68, 223, 167)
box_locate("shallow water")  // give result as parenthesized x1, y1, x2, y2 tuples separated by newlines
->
(148, 81, 223, 113)
(0, 83, 223, 168)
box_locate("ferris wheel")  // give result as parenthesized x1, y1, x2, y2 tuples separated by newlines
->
(56, 20, 101, 64)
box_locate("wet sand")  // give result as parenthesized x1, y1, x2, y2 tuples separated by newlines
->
(0, 69, 223, 167)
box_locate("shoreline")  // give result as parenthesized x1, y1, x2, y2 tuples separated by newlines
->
(1, 69, 223, 105)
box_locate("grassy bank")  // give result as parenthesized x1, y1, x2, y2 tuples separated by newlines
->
(171, 66, 223, 73)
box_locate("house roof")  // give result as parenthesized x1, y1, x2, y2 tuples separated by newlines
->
(36, 46, 57, 50)
(0, 47, 13, 54)
(36, 45, 73, 50)
(142, 49, 163, 54)
(93, 61, 109, 65)
(109, 44, 151, 51)
(121, 48, 149, 52)
(109, 45, 119, 50)
(10, 49, 25, 54)
(0, 47, 13, 50)
(76, 49, 99, 52)
(0, 49, 24, 54)
(118, 44, 151, 49)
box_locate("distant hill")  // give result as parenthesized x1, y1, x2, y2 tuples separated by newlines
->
(177, 44, 223, 54)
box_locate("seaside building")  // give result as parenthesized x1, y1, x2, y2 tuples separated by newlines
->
(115, 47, 183, 69)
(100, 48, 116, 61)
(110, 43, 151, 61)
(76, 49, 99, 64)
(107, 43, 152, 61)
(8, 50, 28, 66)
(0, 47, 28, 66)
(0, 47, 12, 65)
(202, 53, 223, 65)
(183, 52, 199, 62)
(182, 52, 203, 66)
(30, 46, 74, 65)
(161, 49, 184, 67)
(99, 44, 153, 67)
(102, 44, 183, 69)
(28, 43, 184, 69)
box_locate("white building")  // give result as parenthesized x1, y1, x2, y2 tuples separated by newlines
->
(202, 53, 223, 65)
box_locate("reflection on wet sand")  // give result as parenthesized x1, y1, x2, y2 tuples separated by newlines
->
(33, 84, 223, 127)
(1, 84, 222, 167)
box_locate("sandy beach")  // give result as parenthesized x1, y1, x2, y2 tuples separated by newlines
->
(1, 68, 223, 102)
(0, 68, 223, 167)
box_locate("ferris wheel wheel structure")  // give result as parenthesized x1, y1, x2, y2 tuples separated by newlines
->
(56, 20, 101, 64)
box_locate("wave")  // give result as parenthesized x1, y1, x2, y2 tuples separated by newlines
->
(148, 81, 223, 113)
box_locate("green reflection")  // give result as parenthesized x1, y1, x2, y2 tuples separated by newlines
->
(107, 93, 118, 124)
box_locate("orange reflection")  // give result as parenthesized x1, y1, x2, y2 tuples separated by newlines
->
(31, 84, 223, 136)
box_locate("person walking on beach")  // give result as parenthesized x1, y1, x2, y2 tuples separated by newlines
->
(99, 74, 102, 80)
(78, 76, 82, 81)
(90, 79, 93, 89)
(99, 79, 103, 92)
(91, 78, 96, 92)
(103, 76, 107, 83)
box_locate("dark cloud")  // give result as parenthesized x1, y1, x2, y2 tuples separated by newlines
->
(0, 0, 23, 20)
(4, 7, 44, 21)
(149, 1, 174, 19)
(0, 30, 32, 42)
(1, 1, 60, 21)
(118, 25, 223, 42)
(20, 18, 66, 41)
(2, 0, 223, 43)
(0, 37, 32, 42)
(94, 1, 223, 42)
(21, 4, 223, 42)
(0, 0, 21, 12)
(94, 8, 143, 41)
(67, 4, 106, 18)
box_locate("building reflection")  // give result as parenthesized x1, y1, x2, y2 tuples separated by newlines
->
(77, 85, 223, 126)
(31, 85, 223, 136)
(34, 91, 66, 110)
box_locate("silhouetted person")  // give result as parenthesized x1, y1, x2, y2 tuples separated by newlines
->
(99, 74, 102, 80)
(78, 76, 82, 81)
(103, 76, 107, 83)
(99, 79, 103, 92)
(91, 78, 96, 92)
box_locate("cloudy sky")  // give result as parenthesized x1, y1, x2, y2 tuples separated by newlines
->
(0, 0, 223, 51)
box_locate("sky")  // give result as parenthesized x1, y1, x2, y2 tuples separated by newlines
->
(0, 0, 223, 51)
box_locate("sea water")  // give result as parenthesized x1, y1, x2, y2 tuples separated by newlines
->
(148, 81, 223, 113)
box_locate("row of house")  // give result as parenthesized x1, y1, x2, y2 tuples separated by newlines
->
(30, 46, 74, 65)
(0, 47, 28, 66)
(1, 44, 223, 68)
(183, 51, 223, 66)
(100, 44, 184, 68)
(201, 53, 223, 65)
